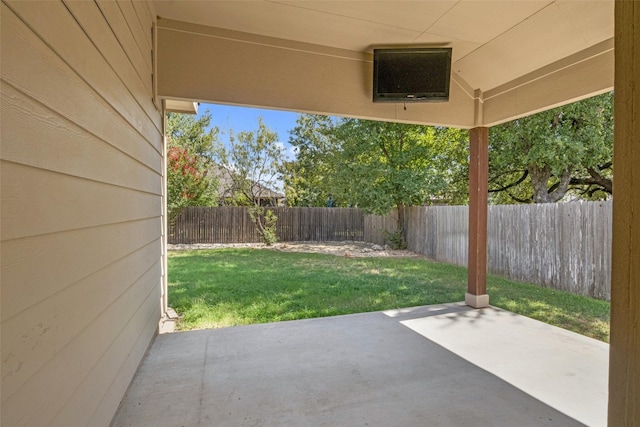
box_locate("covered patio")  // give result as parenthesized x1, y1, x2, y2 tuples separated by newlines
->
(113, 303, 608, 426)
(148, 2, 634, 423)
(2, 1, 638, 425)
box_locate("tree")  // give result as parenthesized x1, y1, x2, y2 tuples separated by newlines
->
(284, 114, 340, 207)
(167, 112, 219, 159)
(166, 112, 220, 223)
(215, 118, 285, 245)
(424, 126, 470, 205)
(284, 115, 469, 245)
(334, 120, 469, 239)
(489, 92, 613, 203)
(334, 120, 447, 209)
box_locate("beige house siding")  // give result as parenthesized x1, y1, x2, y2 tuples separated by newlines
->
(1, 1, 163, 425)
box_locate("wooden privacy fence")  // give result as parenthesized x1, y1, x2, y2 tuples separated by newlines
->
(171, 203, 612, 299)
(363, 210, 401, 245)
(366, 202, 612, 299)
(169, 206, 364, 244)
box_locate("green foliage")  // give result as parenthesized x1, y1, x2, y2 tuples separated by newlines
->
(262, 210, 278, 245)
(215, 118, 285, 242)
(168, 249, 610, 341)
(489, 92, 613, 203)
(332, 119, 439, 214)
(285, 115, 469, 216)
(166, 112, 220, 222)
(383, 228, 407, 250)
(248, 206, 278, 245)
(167, 111, 219, 158)
(216, 118, 284, 206)
(283, 114, 340, 207)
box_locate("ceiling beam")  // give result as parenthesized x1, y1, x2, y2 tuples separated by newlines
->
(483, 39, 614, 126)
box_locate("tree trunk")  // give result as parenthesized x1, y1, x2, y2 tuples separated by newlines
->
(529, 164, 572, 203)
(396, 202, 406, 241)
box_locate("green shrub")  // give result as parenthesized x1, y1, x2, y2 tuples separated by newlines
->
(248, 206, 279, 246)
(262, 210, 278, 246)
(384, 228, 407, 250)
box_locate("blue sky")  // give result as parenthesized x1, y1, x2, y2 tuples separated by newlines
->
(197, 103, 301, 160)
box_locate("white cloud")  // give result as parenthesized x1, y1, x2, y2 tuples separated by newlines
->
(275, 141, 297, 160)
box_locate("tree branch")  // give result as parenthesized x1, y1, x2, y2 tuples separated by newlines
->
(378, 138, 392, 164)
(597, 161, 613, 171)
(547, 169, 572, 203)
(570, 175, 613, 194)
(507, 191, 532, 204)
(488, 170, 529, 193)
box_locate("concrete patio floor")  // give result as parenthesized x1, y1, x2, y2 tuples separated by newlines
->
(111, 303, 609, 427)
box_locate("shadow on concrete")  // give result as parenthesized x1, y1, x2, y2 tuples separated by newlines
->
(113, 303, 607, 427)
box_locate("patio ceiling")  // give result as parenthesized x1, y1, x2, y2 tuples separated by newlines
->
(154, 0, 614, 128)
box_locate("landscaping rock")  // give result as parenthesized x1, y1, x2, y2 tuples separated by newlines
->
(167, 241, 420, 258)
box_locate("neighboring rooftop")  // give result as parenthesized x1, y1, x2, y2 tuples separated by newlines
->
(211, 164, 285, 206)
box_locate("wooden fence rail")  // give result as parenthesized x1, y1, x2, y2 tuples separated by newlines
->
(169, 206, 364, 244)
(170, 202, 612, 299)
(365, 202, 612, 299)
(363, 210, 401, 245)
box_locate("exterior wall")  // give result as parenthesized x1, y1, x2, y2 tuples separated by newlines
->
(1, 1, 164, 425)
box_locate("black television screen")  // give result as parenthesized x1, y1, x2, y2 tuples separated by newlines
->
(373, 48, 452, 103)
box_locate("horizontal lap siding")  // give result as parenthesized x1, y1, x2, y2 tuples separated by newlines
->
(1, 1, 162, 426)
(2, 162, 161, 240)
(1, 83, 160, 195)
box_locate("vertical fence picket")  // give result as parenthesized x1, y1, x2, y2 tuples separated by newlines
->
(168, 202, 611, 299)
(169, 206, 369, 244)
(388, 202, 611, 299)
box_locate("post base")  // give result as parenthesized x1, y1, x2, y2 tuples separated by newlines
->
(465, 293, 490, 308)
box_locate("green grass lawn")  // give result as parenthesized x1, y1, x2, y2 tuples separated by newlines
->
(168, 248, 610, 342)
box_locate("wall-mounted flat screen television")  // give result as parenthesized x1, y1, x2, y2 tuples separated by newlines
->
(373, 48, 452, 103)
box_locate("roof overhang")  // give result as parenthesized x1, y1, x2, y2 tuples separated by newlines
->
(154, 1, 614, 128)
(164, 99, 199, 115)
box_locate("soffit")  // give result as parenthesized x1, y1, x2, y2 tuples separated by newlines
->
(154, 0, 613, 94)
(154, 1, 614, 126)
